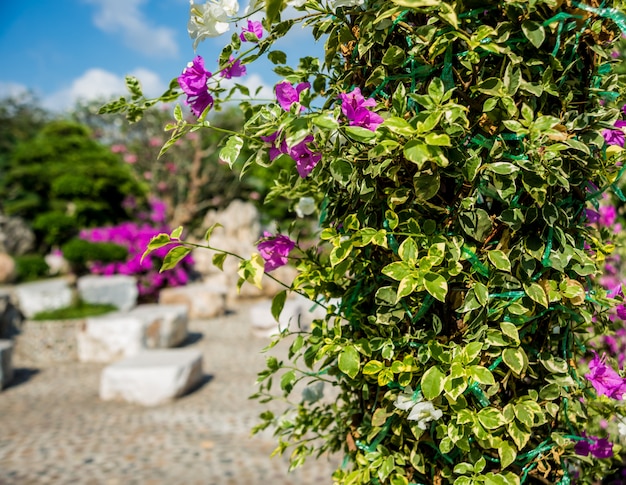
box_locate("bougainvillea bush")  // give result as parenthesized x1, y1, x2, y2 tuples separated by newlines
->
(104, 0, 626, 483)
(78, 199, 194, 300)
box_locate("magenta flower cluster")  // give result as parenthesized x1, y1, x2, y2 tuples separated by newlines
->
(574, 432, 614, 459)
(338, 87, 383, 131)
(240, 20, 263, 42)
(585, 351, 626, 400)
(261, 131, 321, 178)
(79, 200, 194, 298)
(276, 81, 310, 112)
(257, 231, 295, 271)
(178, 54, 246, 117)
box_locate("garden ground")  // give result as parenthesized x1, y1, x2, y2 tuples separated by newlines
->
(0, 301, 339, 484)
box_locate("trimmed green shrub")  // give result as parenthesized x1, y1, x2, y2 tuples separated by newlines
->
(61, 238, 128, 274)
(32, 300, 116, 321)
(14, 254, 49, 282)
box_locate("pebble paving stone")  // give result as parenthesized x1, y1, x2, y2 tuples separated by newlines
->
(0, 302, 340, 484)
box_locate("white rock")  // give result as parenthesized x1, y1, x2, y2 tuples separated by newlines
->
(99, 349, 203, 406)
(128, 304, 189, 348)
(77, 274, 138, 311)
(159, 283, 226, 319)
(249, 298, 304, 338)
(0, 339, 13, 390)
(77, 304, 189, 363)
(15, 277, 73, 318)
(77, 312, 146, 363)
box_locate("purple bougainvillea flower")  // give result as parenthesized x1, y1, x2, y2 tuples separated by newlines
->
(338, 87, 376, 119)
(275, 81, 310, 112)
(220, 56, 246, 79)
(186, 90, 214, 117)
(288, 135, 322, 177)
(349, 106, 384, 131)
(240, 20, 263, 41)
(574, 433, 614, 459)
(178, 56, 211, 95)
(602, 120, 626, 147)
(599, 205, 617, 227)
(257, 231, 296, 271)
(260, 131, 288, 161)
(338, 87, 382, 131)
(617, 305, 626, 321)
(178, 56, 214, 117)
(585, 351, 626, 399)
(585, 208, 600, 224)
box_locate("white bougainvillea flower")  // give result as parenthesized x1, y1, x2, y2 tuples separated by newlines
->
(328, 0, 365, 9)
(295, 197, 316, 217)
(188, 0, 240, 48)
(393, 386, 443, 430)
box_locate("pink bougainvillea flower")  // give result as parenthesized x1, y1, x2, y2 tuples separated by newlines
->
(275, 81, 310, 112)
(257, 231, 296, 271)
(338, 87, 382, 131)
(585, 351, 626, 399)
(260, 131, 288, 161)
(220, 56, 246, 79)
(178, 56, 214, 117)
(574, 433, 614, 459)
(349, 107, 384, 131)
(178, 56, 211, 95)
(599, 205, 617, 227)
(240, 20, 263, 41)
(186, 90, 214, 117)
(288, 136, 322, 177)
(602, 119, 626, 147)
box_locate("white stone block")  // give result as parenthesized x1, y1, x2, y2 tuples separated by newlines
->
(77, 274, 138, 311)
(99, 349, 203, 406)
(0, 339, 13, 390)
(159, 283, 226, 319)
(128, 304, 188, 348)
(249, 298, 303, 338)
(77, 312, 146, 363)
(15, 278, 73, 318)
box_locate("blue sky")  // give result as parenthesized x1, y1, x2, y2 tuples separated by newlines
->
(0, 0, 321, 112)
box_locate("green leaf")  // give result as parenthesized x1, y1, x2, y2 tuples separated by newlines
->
(339, 346, 361, 379)
(502, 347, 528, 375)
(424, 272, 448, 302)
(345, 126, 377, 142)
(421, 366, 445, 399)
(212, 252, 227, 271)
(204, 222, 223, 242)
(390, 0, 440, 7)
(170, 226, 183, 239)
(272, 290, 287, 321)
(147, 233, 171, 251)
(266, 0, 283, 23)
(523, 282, 548, 308)
(425, 133, 451, 146)
(382, 45, 406, 66)
(485, 162, 519, 175)
(499, 322, 520, 343)
(330, 159, 353, 185)
(280, 369, 296, 393)
(487, 250, 511, 272)
(413, 172, 440, 200)
(477, 407, 507, 430)
(498, 441, 517, 470)
(399, 238, 419, 265)
(312, 114, 339, 130)
(507, 420, 531, 450)
(363, 360, 385, 375)
(382, 261, 413, 281)
(267, 50, 287, 64)
(161, 246, 191, 272)
(469, 366, 495, 385)
(522, 20, 545, 48)
(382, 117, 416, 137)
(219, 135, 244, 168)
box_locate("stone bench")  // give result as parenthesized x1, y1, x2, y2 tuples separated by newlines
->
(99, 349, 203, 406)
(77, 274, 138, 311)
(0, 339, 14, 390)
(15, 278, 73, 318)
(77, 304, 188, 363)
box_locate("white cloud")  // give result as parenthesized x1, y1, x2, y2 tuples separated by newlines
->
(85, 0, 178, 58)
(43, 67, 168, 111)
(0, 82, 30, 99)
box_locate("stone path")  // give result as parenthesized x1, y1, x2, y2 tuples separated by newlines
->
(0, 302, 340, 484)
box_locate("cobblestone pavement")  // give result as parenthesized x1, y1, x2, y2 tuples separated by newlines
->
(0, 303, 340, 484)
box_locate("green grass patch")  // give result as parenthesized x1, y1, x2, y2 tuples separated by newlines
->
(32, 301, 117, 321)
